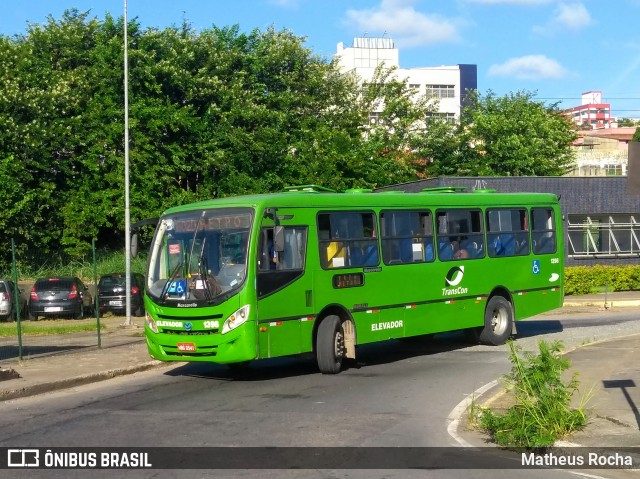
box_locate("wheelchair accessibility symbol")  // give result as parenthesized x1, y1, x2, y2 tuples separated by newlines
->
(167, 279, 186, 295)
(532, 260, 540, 275)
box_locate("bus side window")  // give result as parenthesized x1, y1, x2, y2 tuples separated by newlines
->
(531, 208, 556, 255)
(318, 212, 378, 269)
(380, 210, 433, 265)
(486, 208, 528, 258)
(436, 209, 483, 261)
(259, 227, 307, 271)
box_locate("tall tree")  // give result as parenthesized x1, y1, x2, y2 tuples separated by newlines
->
(426, 90, 577, 177)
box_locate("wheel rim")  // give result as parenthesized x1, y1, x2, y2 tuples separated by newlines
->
(491, 305, 509, 335)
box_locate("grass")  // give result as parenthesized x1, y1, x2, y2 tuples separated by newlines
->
(2, 251, 148, 285)
(0, 319, 105, 337)
(478, 340, 590, 449)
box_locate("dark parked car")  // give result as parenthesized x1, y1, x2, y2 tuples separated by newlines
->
(28, 277, 93, 320)
(98, 273, 145, 317)
(0, 279, 27, 321)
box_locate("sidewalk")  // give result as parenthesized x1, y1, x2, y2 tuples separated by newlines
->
(0, 316, 163, 401)
(1, 294, 639, 451)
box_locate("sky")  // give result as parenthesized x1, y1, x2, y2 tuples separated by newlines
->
(2, 0, 640, 118)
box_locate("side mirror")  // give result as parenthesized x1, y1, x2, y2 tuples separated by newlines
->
(131, 233, 139, 258)
(274, 226, 285, 252)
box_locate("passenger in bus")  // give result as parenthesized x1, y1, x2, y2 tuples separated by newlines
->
(454, 248, 469, 259)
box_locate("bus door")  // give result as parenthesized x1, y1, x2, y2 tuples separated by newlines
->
(256, 218, 311, 358)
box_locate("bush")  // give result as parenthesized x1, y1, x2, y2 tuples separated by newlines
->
(479, 340, 588, 448)
(564, 265, 640, 295)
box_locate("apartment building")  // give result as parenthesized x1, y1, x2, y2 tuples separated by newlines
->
(335, 37, 477, 122)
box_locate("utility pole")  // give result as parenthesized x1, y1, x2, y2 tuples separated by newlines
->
(123, 0, 132, 326)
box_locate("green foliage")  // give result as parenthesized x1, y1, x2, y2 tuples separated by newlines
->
(0, 12, 434, 266)
(633, 127, 640, 142)
(564, 265, 640, 295)
(426, 90, 577, 177)
(3, 250, 147, 285)
(618, 118, 639, 128)
(479, 340, 588, 448)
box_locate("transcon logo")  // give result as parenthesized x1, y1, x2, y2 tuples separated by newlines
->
(445, 266, 465, 287)
(443, 266, 468, 296)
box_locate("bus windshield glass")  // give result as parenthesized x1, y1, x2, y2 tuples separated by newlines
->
(147, 208, 253, 304)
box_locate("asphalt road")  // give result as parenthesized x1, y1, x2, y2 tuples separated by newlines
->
(2, 309, 639, 479)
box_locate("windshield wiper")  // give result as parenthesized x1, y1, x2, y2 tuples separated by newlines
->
(194, 238, 221, 303)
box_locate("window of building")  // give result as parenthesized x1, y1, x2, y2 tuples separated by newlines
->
(604, 164, 623, 176)
(567, 214, 640, 257)
(380, 210, 434, 265)
(369, 112, 384, 125)
(426, 112, 456, 124)
(425, 84, 455, 99)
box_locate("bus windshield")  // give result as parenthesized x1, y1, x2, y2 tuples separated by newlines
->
(147, 208, 253, 305)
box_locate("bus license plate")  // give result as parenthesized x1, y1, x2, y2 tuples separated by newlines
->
(177, 343, 196, 352)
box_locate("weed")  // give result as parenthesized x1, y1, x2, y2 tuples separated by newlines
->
(479, 340, 589, 448)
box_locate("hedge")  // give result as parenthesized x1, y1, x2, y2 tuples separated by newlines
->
(564, 265, 640, 295)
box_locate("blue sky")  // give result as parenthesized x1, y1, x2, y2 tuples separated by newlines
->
(2, 0, 640, 118)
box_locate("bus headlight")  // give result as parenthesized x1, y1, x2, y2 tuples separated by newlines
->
(222, 305, 250, 334)
(146, 312, 158, 333)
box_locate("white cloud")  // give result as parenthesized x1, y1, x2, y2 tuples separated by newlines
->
(553, 3, 592, 30)
(465, 0, 554, 4)
(488, 55, 570, 80)
(532, 2, 592, 34)
(344, 0, 461, 48)
(268, 0, 300, 7)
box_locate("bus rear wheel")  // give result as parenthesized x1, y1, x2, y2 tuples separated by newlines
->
(316, 315, 345, 374)
(479, 296, 513, 345)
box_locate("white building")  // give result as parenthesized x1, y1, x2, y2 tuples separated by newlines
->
(335, 37, 477, 121)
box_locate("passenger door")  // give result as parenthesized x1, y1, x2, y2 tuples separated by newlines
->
(257, 223, 312, 358)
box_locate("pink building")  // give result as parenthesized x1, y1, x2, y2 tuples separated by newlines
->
(568, 91, 614, 129)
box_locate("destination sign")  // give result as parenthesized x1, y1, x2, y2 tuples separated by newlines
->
(174, 214, 252, 232)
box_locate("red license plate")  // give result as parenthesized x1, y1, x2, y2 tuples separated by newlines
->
(177, 343, 196, 352)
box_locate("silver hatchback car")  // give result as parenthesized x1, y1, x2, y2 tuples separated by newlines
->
(0, 279, 27, 321)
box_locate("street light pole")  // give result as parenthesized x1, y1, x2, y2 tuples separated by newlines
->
(123, 0, 132, 326)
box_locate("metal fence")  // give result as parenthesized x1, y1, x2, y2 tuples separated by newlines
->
(0, 240, 143, 363)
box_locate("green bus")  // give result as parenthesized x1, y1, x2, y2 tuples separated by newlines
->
(144, 185, 564, 374)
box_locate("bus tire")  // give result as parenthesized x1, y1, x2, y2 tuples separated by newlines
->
(479, 296, 513, 345)
(316, 315, 345, 374)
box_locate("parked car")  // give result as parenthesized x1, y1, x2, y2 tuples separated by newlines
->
(28, 277, 93, 320)
(97, 273, 145, 317)
(0, 279, 27, 321)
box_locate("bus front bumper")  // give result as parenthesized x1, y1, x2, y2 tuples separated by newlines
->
(145, 323, 257, 364)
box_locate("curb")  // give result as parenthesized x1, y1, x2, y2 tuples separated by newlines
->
(451, 332, 640, 450)
(0, 360, 165, 402)
(562, 300, 640, 308)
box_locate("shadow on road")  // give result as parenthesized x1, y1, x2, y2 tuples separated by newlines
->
(165, 320, 566, 381)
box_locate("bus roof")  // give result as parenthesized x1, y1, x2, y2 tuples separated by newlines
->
(161, 187, 560, 216)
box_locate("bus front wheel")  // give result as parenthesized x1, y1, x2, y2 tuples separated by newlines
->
(316, 315, 345, 374)
(479, 296, 513, 345)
